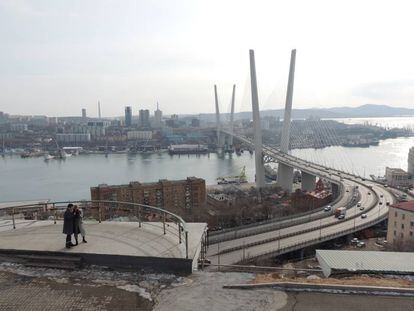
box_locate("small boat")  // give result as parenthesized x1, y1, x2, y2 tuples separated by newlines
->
(44, 154, 55, 161)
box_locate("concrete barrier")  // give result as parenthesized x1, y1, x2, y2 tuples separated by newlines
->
(223, 281, 414, 297)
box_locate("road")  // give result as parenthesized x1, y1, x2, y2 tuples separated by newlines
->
(206, 134, 396, 264)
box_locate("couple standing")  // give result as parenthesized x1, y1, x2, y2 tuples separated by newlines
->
(63, 203, 87, 248)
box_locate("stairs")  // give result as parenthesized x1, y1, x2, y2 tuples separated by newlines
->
(0, 253, 83, 270)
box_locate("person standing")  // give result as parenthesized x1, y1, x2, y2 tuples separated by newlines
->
(73, 205, 81, 245)
(63, 204, 75, 248)
(77, 206, 87, 243)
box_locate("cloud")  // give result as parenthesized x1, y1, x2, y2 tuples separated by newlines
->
(352, 80, 414, 102)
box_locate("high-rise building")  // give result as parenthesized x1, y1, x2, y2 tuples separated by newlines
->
(82, 108, 87, 118)
(98, 101, 101, 119)
(154, 102, 162, 128)
(408, 147, 414, 174)
(125, 106, 132, 127)
(139, 109, 150, 128)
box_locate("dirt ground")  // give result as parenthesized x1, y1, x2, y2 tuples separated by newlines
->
(253, 273, 414, 288)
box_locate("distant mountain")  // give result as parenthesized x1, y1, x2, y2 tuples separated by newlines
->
(327, 104, 414, 118)
(193, 104, 414, 122)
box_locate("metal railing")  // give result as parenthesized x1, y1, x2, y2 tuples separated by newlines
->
(0, 200, 190, 259)
(209, 188, 376, 256)
(238, 211, 389, 264)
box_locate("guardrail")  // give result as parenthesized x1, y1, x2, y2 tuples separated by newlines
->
(208, 143, 348, 244)
(210, 187, 376, 257)
(208, 175, 351, 245)
(207, 132, 391, 262)
(0, 200, 190, 259)
(238, 211, 388, 264)
(209, 181, 345, 240)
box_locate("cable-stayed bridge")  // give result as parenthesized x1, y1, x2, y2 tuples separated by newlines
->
(206, 49, 395, 265)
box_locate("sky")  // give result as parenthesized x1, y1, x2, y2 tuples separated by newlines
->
(1, 0, 414, 117)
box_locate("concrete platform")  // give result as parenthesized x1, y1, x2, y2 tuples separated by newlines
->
(0, 220, 207, 274)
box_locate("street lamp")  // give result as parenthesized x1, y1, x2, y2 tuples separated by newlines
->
(354, 204, 357, 232)
(319, 217, 322, 239)
(278, 222, 281, 251)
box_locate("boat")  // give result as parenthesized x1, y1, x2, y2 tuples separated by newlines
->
(168, 144, 209, 155)
(342, 138, 380, 147)
(56, 149, 71, 159)
(217, 166, 248, 185)
(44, 154, 55, 161)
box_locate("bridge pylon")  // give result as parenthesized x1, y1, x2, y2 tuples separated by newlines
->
(278, 49, 296, 192)
(214, 85, 224, 149)
(249, 50, 266, 188)
(228, 84, 236, 147)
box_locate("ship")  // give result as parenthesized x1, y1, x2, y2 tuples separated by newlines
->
(168, 144, 209, 155)
(217, 166, 248, 185)
(342, 138, 380, 147)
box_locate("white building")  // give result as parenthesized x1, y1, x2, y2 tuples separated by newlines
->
(127, 130, 153, 140)
(56, 133, 91, 143)
(10, 123, 28, 132)
(385, 167, 412, 188)
(387, 200, 414, 249)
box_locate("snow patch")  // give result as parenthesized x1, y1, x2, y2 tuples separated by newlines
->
(117, 284, 152, 301)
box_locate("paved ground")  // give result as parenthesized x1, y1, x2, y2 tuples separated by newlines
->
(280, 292, 414, 311)
(154, 272, 288, 311)
(0, 220, 206, 260)
(0, 270, 153, 311)
(1, 264, 414, 310)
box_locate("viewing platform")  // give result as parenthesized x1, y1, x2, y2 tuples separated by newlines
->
(0, 201, 207, 275)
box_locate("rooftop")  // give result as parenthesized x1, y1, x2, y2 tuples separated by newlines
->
(391, 200, 414, 213)
(386, 167, 409, 174)
(316, 249, 414, 277)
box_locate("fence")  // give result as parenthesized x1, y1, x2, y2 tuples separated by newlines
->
(0, 200, 190, 259)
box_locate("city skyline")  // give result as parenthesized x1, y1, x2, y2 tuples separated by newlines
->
(1, 0, 414, 117)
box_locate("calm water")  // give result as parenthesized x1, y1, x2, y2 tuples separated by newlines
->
(0, 152, 256, 202)
(2, 117, 414, 202)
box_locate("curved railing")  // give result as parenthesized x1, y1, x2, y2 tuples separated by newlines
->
(0, 200, 190, 259)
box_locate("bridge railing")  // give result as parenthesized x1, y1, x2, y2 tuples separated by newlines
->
(238, 209, 388, 264)
(0, 200, 190, 259)
(208, 179, 348, 245)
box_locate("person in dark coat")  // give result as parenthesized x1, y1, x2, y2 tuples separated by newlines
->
(73, 205, 81, 245)
(63, 204, 75, 248)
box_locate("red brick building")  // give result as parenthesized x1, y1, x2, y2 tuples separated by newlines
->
(90, 177, 206, 215)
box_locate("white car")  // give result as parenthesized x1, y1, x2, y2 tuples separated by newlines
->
(361, 213, 367, 219)
(351, 238, 359, 245)
(324, 205, 332, 212)
(357, 241, 366, 248)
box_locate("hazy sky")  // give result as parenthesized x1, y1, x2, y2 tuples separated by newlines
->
(1, 0, 414, 117)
